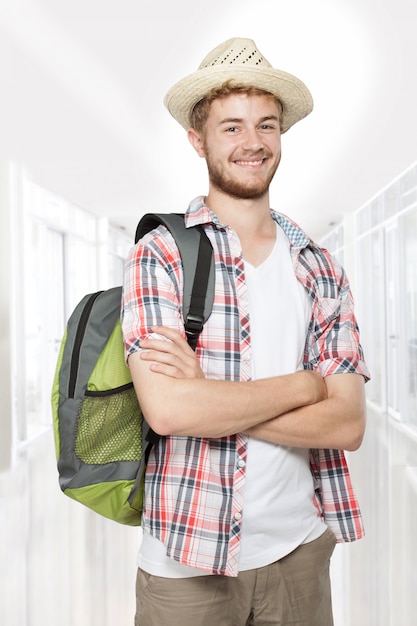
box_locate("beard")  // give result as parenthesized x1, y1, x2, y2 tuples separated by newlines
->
(205, 147, 280, 200)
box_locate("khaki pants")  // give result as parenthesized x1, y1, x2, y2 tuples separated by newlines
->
(135, 527, 336, 626)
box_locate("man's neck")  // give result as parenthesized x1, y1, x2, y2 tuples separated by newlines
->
(205, 188, 277, 267)
(205, 188, 273, 235)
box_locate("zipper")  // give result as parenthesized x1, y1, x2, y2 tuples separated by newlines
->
(85, 382, 134, 397)
(68, 291, 103, 398)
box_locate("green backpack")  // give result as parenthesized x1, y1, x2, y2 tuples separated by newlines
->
(51, 213, 214, 525)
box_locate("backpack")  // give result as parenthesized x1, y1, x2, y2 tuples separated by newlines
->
(51, 213, 215, 526)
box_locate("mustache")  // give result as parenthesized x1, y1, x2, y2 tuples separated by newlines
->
(233, 147, 273, 160)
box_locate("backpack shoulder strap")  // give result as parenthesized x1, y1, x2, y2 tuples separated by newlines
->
(135, 213, 215, 350)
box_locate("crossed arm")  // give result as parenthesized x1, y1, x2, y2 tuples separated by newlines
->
(128, 326, 366, 451)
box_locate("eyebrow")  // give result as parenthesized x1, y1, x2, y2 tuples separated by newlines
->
(218, 115, 280, 125)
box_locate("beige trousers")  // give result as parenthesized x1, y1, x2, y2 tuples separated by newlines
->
(134, 527, 336, 626)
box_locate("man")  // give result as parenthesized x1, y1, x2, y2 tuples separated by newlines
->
(122, 37, 370, 626)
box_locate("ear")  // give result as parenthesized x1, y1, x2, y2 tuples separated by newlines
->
(187, 128, 206, 158)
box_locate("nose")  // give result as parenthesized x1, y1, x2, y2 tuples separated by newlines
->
(242, 127, 264, 152)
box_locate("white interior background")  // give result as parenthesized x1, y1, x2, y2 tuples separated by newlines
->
(1, 1, 417, 625)
(0, 0, 416, 239)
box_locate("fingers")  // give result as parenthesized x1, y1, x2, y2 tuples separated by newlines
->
(150, 325, 193, 351)
(141, 350, 204, 379)
(148, 360, 194, 379)
(139, 326, 204, 379)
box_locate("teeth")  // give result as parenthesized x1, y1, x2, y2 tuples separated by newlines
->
(235, 159, 264, 166)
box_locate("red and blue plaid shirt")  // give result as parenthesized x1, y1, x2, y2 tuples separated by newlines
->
(122, 196, 370, 577)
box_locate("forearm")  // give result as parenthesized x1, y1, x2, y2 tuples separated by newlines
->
(129, 351, 326, 438)
(244, 373, 366, 451)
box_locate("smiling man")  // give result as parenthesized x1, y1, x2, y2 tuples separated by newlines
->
(122, 38, 370, 626)
(188, 87, 282, 201)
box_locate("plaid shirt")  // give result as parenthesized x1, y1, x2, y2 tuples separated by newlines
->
(122, 196, 370, 577)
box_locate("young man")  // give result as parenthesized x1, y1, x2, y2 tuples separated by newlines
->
(122, 37, 370, 626)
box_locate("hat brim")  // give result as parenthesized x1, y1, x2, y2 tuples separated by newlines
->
(164, 65, 313, 134)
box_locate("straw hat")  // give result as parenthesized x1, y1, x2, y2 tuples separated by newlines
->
(164, 37, 313, 134)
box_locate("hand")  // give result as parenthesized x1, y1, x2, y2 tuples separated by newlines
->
(139, 325, 205, 379)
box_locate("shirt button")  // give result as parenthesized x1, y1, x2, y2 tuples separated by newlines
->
(234, 512, 242, 521)
(237, 459, 246, 469)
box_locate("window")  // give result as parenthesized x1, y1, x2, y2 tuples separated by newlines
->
(356, 228, 385, 409)
(23, 220, 66, 439)
(355, 162, 417, 426)
(320, 223, 345, 266)
(108, 225, 132, 288)
(402, 209, 417, 425)
(384, 222, 400, 417)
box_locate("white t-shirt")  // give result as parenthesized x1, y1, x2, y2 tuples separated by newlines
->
(138, 223, 325, 577)
(238, 223, 325, 570)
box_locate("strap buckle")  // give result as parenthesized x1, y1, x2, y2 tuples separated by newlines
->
(185, 313, 204, 350)
(185, 313, 204, 336)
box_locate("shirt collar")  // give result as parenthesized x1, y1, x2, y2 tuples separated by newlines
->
(184, 196, 316, 252)
(184, 196, 219, 228)
(270, 210, 314, 251)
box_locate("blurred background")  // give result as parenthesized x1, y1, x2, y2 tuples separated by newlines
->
(1, 1, 416, 624)
(1, 0, 416, 238)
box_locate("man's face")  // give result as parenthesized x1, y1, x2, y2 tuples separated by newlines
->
(198, 93, 282, 200)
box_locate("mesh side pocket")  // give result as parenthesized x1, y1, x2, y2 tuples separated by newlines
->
(75, 384, 142, 464)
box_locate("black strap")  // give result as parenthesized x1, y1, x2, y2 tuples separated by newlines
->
(184, 226, 213, 351)
(135, 214, 215, 450)
(135, 213, 214, 351)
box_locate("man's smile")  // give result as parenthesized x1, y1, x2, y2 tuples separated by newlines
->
(233, 157, 268, 167)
